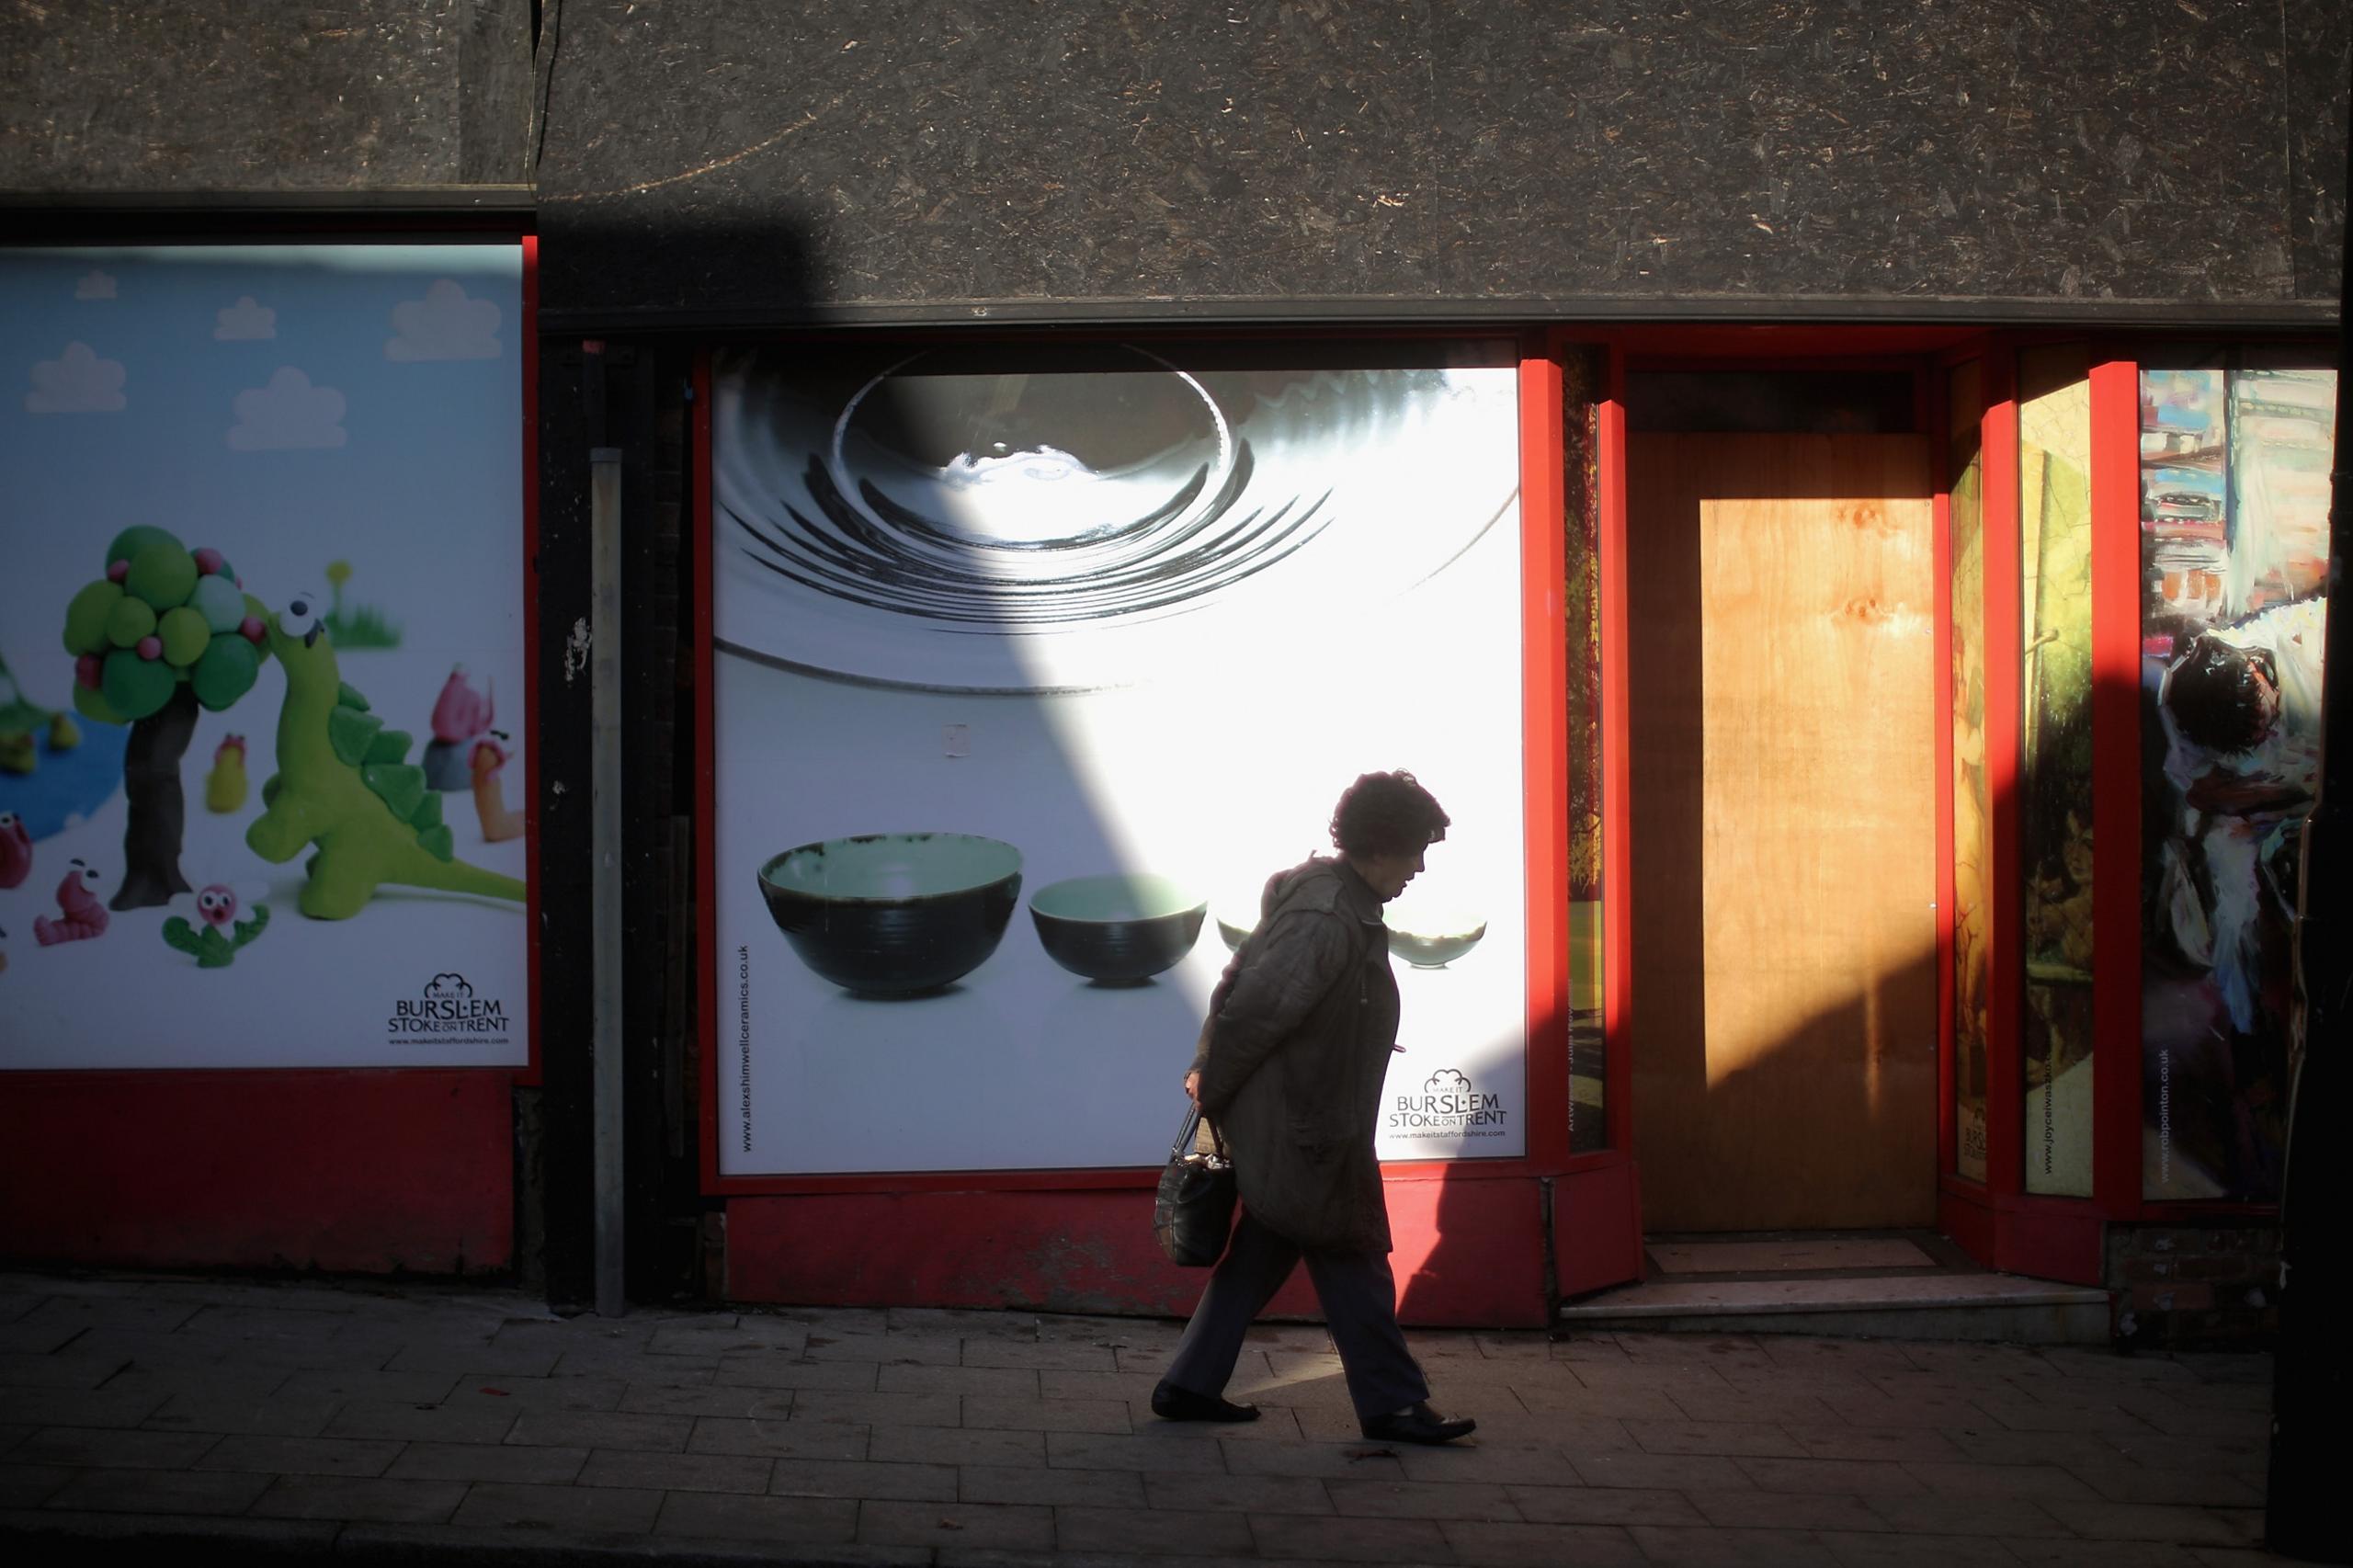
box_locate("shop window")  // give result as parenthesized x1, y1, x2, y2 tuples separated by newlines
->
(707, 341, 1537, 1176)
(2140, 351, 2335, 1202)
(2018, 343, 2095, 1197)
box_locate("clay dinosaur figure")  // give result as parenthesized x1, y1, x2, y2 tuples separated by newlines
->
(246, 595, 527, 919)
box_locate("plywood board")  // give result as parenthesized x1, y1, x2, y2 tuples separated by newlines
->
(1630, 434, 1938, 1231)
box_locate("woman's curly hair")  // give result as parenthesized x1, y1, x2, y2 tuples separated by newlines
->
(1329, 770, 1450, 858)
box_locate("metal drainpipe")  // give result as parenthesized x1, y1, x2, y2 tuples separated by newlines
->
(589, 444, 627, 1319)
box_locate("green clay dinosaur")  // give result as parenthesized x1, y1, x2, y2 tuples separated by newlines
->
(246, 599, 527, 919)
(162, 903, 270, 968)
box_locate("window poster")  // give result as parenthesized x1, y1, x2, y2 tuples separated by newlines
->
(2140, 357, 2334, 1200)
(2017, 346, 2095, 1197)
(711, 344, 1529, 1175)
(0, 245, 530, 1069)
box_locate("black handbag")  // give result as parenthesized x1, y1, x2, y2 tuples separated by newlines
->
(1153, 1103, 1236, 1267)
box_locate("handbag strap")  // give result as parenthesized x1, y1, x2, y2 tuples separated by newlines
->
(1170, 1101, 1230, 1162)
(1170, 1103, 1202, 1160)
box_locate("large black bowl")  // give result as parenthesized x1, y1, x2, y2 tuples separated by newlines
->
(758, 834, 1023, 996)
(1029, 873, 1207, 984)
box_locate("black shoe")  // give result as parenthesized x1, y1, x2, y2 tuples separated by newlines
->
(1360, 1401, 1476, 1444)
(1151, 1381, 1259, 1423)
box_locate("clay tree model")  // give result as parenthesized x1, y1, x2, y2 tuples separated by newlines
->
(247, 593, 526, 918)
(59, 527, 271, 909)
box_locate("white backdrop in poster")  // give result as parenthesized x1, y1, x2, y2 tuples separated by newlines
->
(0, 245, 529, 1069)
(712, 348, 1526, 1175)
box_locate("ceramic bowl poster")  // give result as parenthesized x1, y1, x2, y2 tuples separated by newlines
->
(0, 245, 529, 1070)
(712, 344, 1528, 1175)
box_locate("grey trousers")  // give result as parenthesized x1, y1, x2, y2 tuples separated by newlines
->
(1162, 1210, 1431, 1422)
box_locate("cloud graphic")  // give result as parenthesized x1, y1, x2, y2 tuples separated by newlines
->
(214, 296, 277, 341)
(26, 342, 127, 413)
(425, 973, 474, 1001)
(1424, 1069, 1472, 1096)
(75, 270, 117, 300)
(386, 279, 502, 361)
(228, 367, 347, 450)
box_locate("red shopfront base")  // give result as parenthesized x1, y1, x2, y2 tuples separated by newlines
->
(0, 1071, 514, 1274)
(723, 1162, 1641, 1329)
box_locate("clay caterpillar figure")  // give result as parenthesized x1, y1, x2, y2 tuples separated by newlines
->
(33, 859, 108, 945)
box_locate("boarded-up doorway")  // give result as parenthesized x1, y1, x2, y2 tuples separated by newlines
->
(1628, 433, 1938, 1231)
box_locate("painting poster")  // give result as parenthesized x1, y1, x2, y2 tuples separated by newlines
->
(2018, 346, 2095, 1197)
(1948, 359, 1990, 1185)
(0, 245, 530, 1069)
(2140, 358, 2333, 1200)
(711, 345, 1529, 1175)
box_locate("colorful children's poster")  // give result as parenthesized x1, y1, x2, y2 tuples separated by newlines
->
(0, 245, 530, 1069)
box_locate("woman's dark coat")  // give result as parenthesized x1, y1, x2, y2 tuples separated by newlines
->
(1188, 856, 1400, 1254)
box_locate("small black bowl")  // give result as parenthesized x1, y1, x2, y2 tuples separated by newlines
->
(1386, 911, 1487, 969)
(758, 833, 1023, 996)
(1029, 873, 1207, 984)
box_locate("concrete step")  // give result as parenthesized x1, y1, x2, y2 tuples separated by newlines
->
(1558, 1270, 2113, 1343)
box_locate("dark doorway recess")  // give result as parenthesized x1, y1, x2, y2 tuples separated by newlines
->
(1629, 371, 1918, 435)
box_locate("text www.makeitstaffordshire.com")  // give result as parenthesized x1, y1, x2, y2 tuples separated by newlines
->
(738, 946, 752, 1152)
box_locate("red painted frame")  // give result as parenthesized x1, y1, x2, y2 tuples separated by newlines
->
(1518, 342, 1574, 1170)
(1596, 344, 1636, 1165)
(0, 232, 540, 1273)
(1931, 354, 1960, 1184)
(1981, 341, 2028, 1213)
(693, 337, 1578, 1199)
(1605, 328, 2015, 1278)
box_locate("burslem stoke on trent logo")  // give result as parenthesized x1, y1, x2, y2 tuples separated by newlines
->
(388, 971, 511, 1041)
(1389, 1067, 1508, 1139)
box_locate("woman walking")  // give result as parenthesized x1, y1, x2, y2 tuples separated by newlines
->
(1154, 770, 1476, 1445)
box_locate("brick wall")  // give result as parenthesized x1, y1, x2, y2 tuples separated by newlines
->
(2107, 1221, 2280, 1348)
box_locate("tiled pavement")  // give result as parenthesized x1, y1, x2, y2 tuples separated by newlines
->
(0, 1269, 2285, 1564)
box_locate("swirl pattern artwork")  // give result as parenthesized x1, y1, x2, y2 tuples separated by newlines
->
(713, 345, 1519, 691)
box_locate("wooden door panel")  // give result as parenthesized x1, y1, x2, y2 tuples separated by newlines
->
(1630, 434, 1938, 1231)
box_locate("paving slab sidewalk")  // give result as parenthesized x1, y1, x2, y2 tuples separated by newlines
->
(0, 1269, 2288, 1565)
